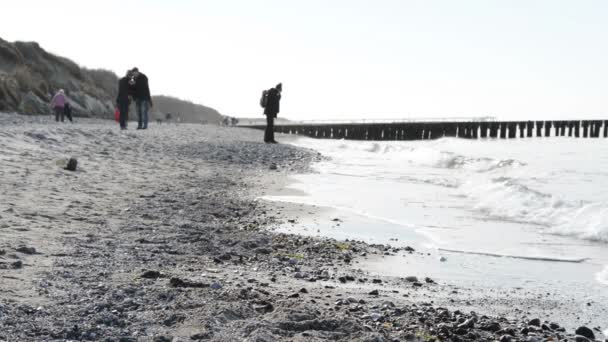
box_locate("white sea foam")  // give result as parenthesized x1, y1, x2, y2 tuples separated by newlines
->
(291, 137, 608, 244)
(596, 266, 608, 286)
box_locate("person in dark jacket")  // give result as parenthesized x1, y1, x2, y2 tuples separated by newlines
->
(116, 70, 132, 130)
(131, 67, 153, 130)
(263, 83, 282, 143)
(63, 102, 73, 123)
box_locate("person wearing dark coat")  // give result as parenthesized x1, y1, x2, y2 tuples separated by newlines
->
(116, 70, 132, 130)
(63, 102, 73, 122)
(131, 67, 153, 130)
(263, 83, 282, 143)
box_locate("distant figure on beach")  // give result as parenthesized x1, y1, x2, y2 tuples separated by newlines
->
(131, 67, 153, 130)
(116, 70, 132, 130)
(63, 102, 73, 123)
(261, 83, 282, 143)
(50, 89, 67, 122)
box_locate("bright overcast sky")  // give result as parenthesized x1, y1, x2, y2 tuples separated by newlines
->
(2, 0, 607, 120)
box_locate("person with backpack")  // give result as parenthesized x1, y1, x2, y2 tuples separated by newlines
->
(261, 83, 282, 143)
(50, 89, 67, 122)
(131, 67, 153, 130)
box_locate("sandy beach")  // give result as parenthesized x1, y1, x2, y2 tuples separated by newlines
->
(0, 112, 604, 342)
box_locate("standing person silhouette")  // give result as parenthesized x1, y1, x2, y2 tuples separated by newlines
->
(263, 83, 282, 143)
(131, 67, 153, 130)
(116, 70, 132, 130)
(50, 89, 66, 122)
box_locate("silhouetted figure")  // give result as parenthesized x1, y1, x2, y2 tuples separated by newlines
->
(63, 102, 73, 122)
(50, 89, 66, 122)
(131, 67, 153, 130)
(262, 83, 282, 143)
(116, 70, 132, 130)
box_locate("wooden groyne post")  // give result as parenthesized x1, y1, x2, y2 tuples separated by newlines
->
(244, 120, 608, 141)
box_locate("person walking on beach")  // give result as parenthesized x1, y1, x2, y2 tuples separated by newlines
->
(262, 83, 282, 143)
(63, 101, 73, 123)
(116, 70, 132, 130)
(131, 67, 153, 130)
(50, 89, 67, 122)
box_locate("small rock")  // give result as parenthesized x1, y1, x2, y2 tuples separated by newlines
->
(499, 335, 512, 342)
(575, 326, 595, 340)
(370, 312, 383, 322)
(11, 260, 23, 269)
(439, 256, 447, 262)
(480, 321, 501, 332)
(210, 282, 222, 290)
(372, 279, 382, 284)
(405, 276, 418, 282)
(15, 246, 36, 255)
(574, 336, 590, 342)
(368, 290, 379, 296)
(190, 331, 212, 340)
(288, 293, 299, 298)
(269, 163, 278, 170)
(528, 318, 541, 327)
(424, 277, 435, 284)
(65, 158, 78, 171)
(141, 270, 161, 279)
(299, 288, 308, 294)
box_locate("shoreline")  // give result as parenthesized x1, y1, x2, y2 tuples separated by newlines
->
(0, 113, 604, 341)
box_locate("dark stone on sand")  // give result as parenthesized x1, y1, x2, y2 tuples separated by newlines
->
(269, 163, 278, 170)
(499, 335, 512, 342)
(11, 260, 23, 269)
(372, 279, 382, 284)
(480, 321, 501, 332)
(368, 290, 379, 296)
(575, 336, 591, 342)
(255, 247, 272, 254)
(528, 318, 541, 327)
(338, 276, 347, 283)
(412, 282, 423, 287)
(520, 327, 529, 335)
(405, 276, 418, 282)
(153, 336, 172, 342)
(15, 246, 36, 254)
(65, 158, 78, 171)
(424, 277, 435, 284)
(575, 326, 595, 340)
(454, 327, 469, 335)
(191, 331, 213, 340)
(299, 288, 308, 293)
(169, 277, 208, 288)
(141, 270, 162, 279)
(288, 293, 300, 298)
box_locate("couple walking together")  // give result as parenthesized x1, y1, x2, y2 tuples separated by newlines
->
(49, 89, 73, 122)
(116, 68, 153, 130)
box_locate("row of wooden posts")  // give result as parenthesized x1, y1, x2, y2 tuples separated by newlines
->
(246, 120, 608, 140)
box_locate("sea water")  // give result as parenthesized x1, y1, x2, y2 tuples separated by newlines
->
(265, 137, 608, 292)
